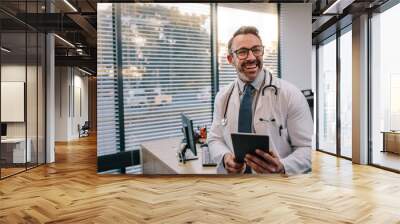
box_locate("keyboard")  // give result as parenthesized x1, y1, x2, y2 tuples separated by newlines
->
(201, 144, 217, 167)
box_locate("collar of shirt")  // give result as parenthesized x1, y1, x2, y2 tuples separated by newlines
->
(237, 68, 265, 93)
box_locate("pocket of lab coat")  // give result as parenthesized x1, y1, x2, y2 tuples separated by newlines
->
(280, 128, 291, 145)
(266, 124, 291, 158)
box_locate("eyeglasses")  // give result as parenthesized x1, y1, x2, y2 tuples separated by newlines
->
(232, 45, 264, 60)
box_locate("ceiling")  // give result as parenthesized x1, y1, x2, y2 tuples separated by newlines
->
(311, 0, 390, 43)
(0, 0, 395, 74)
(0, 0, 97, 74)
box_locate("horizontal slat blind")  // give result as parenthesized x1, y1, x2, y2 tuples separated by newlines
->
(119, 3, 213, 169)
(97, 4, 121, 157)
(97, 3, 278, 174)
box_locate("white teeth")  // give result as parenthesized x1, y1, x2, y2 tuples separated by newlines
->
(246, 65, 257, 69)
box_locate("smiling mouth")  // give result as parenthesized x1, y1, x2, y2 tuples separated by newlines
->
(244, 63, 258, 70)
(245, 65, 257, 69)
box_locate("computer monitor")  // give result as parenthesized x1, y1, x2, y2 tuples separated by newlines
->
(1, 123, 7, 137)
(180, 113, 198, 162)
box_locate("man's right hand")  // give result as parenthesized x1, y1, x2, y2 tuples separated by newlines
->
(224, 153, 245, 173)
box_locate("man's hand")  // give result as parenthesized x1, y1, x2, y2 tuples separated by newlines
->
(244, 149, 284, 174)
(224, 153, 245, 173)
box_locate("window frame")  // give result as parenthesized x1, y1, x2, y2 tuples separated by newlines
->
(315, 23, 353, 161)
(96, 2, 280, 173)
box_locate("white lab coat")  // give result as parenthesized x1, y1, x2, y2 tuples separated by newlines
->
(208, 71, 313, 175)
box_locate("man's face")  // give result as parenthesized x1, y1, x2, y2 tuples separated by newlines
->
(227, 34, 263, 82)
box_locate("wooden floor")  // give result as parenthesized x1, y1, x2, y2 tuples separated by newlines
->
(0, 167, 26, 178)
(1, 135, 400, 223)
(1, 163, 45, 178)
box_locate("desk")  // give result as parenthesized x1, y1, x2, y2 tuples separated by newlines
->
(381, 131, 400, 154)
(1, 138, 31, 163)
(140, 137, 216, 174)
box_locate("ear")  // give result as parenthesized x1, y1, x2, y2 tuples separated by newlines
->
(227, 54, 233, 64)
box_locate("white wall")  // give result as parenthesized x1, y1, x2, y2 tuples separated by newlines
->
(1, 65, 26, 82)
(72, 73, 89, 138)
(1, 82, 25, 122)
(1, 63, 46, 164)
(55, 66, 70, 141)
(1, 65, 26, 138)
(55, 67, 89, 141)
(280, 3, 312, 91)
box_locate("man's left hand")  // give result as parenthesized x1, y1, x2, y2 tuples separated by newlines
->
(244, 149, 284, 174)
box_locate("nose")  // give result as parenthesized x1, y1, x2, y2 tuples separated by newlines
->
(246, 50, 256, 60)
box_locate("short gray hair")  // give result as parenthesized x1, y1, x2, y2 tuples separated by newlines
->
(228, 26, 262, 54)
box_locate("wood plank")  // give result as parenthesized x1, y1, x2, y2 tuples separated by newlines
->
(0, 135, 400, 223)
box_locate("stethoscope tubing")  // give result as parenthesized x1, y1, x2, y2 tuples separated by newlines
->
(222, 70, 278, 122)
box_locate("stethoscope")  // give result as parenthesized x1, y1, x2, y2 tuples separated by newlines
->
(221, 70, 283, 135)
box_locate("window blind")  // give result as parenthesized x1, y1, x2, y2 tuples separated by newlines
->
(97, 4, 121, 158)
(119, 4, 212, 173)
(97, 3, 279, 174)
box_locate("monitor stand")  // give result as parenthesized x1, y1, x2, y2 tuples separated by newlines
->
(178, 143, 198, 163)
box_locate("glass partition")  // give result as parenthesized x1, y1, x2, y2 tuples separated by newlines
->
(317, 36, 337, 155)
(38, 32, 46, 165)
(339, 28, 352, 158)
(0, 1, 46, 179)
(1, 31, 28, 177)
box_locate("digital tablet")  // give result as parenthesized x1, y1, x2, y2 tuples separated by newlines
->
(231, 133, 269, 163)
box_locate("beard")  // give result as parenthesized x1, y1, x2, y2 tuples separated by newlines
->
(237, 58, 263, 82)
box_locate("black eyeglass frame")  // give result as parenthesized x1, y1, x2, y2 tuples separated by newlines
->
(231, 45, 265, 60)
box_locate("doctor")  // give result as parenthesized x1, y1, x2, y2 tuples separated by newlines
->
(208, 26, 313, 175)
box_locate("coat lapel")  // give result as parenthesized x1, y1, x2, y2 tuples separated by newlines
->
(228, 81, 240, 133)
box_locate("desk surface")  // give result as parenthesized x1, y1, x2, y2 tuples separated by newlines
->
(381, 131, 400, 134)
(1, 138, 26, 143)
(140, 137, 216, 174)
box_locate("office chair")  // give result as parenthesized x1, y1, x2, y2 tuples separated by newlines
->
(79, 121, 90, 138)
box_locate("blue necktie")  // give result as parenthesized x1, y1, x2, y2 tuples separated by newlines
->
(238, 84, 254, 173)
